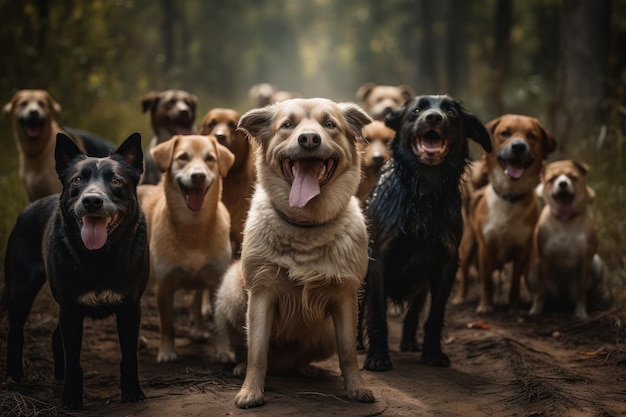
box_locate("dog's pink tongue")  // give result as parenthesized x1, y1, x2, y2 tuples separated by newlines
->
(555, 197, 572, 221)
(25, 126, 41, 138)
(289, 160, 322, 208)
(504, 162, 525, 180)
(81, 216, 108, 250)
(185, 188, 205, 212)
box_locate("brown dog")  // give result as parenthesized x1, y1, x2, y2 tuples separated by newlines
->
(218, 98, 374, 408)
(139, 134, 234, 363)
(140, 89, 198, 184)
(248, 83, 302, 108)
(527, 160, 600, 319)
(355, 82, 415, 120)
(199, 108, 255, 257)
(356, 120, 394, 206)
(3, 89, 114, 201)
(459, 114, 557, 313)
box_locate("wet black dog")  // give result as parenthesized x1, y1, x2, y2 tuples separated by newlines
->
(2, 132, 149, 409)
(363, 95, 491, 371)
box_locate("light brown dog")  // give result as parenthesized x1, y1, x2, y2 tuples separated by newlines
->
(356, 120, 394, 206)
(3, 89, 114, 201)
(139, 134, 234, 363)
(248, 83, 302, 108)
(527, 160, 600, 319)
(355, 82, 415, 120)
(140, 89, 198, 185)
(217, 98, 374, 408)
(199, 108, 255, 257)
(458, 114, 557, 313)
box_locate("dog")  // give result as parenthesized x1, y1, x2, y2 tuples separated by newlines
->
(248, 83, 302, 108)
(138, 134, 234, 363)
(3, 89, 115, 202)
(355, 82, 415, 121)
(140, 89, 198, 185)
(2, 132, 148, 410)
(221, 98, 374, 408)
(199, 108, 255, 257)
(356, 120, 394, 206)
(363, 95, 491, 372)
(527, 160, 600, 319)
(458, 114, 557, 314)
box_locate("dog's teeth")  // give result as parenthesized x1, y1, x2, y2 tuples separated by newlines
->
(292, 164, 297, 178)
(319, 163, 327, 180)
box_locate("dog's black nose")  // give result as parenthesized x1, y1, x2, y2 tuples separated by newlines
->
(372, 154, 386, 167)
(425, 111, 443, 125)
(191, 172, 206, 185)
(82, 194, 103, 212)
(298, 132, 321, 150)
(511, 140, 527, 155)
(558, 180, 568, 189)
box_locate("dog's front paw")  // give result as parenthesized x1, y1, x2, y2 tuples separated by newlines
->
(346, 386, 376, 403)
(364, 354, 392, 372)
(61, 396, 83, 411)
(235, 387, 265, 409)
(399, 339, 421, 352)
(188, 326, 210, 342)
(122, 385, 146, 403)
(420, 351, 450, 367)
(157, 349, 178, 363)
(475, 302, 493, 314)
(233, 362, 247, 377)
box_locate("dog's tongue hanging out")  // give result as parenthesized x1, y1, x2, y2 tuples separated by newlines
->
(185, 188, 205, 212)
(81, 216, 109, 250)
(289, 160, 322, 208)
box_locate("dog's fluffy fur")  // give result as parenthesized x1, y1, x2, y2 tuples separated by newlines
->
(459, 114, 557, 314)
(2, 133, 148, 409)
(3, 89, 114, 201)
(140, 89, 198, 185)
(355, 82, 415, 121)
(363, 95, 492, 372)
(214, 98, 375, 408)
(198, 108, 255, 257)
(138, 134, 234, 363)
(527, 160, 600, 319)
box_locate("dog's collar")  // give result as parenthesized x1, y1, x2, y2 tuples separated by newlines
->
(271, 202, 324, 228)
(491, 185, 530, 203)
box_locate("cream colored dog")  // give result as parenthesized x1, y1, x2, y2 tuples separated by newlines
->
(216, 98, 375, 408)
(139, 134, 234, 363)
(527, 160, 600, 319)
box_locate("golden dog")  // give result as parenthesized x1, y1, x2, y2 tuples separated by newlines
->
(527, 160, 600, 319)
(140, 89, 198, 185)
(215, 98, 375, 408)
(356, 120, 394, 206)
(355, 82, 415, 120)
(139, 134, 234, 363)
(3, 89, 113, 201)
(459, 114, 557, 313)
(199, 108, 255, 257)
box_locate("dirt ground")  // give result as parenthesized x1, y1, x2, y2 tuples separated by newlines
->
(1, 281, 625, 417)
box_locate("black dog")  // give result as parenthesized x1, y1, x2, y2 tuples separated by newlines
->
(363, 95, 491, 371)
(2, 132, 149, 409)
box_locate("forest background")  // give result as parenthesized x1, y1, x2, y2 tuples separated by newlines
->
(0, 0, 625, 311)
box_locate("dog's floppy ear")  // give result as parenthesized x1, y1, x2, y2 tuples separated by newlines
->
(238, 106, 275, 144)
(215, 139, 235, 178)
(55, 133, 86, 179)
(355, 82, 377, 102)
(114, 132, 144, 176)
(384, 107, 405, 132)
(44, 91, 62, 114)
(538, 123, 557, 158)
(463, 109, 492, 153)
(339, 102, 372, 142)
(398, 85, 416, 103)
(151, 135, 180, 172)
(141, 91, 161, 113)
(3, 98, 14, 116)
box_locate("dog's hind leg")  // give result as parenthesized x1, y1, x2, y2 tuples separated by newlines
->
(116, 304, 146, 402)
(52, 324, 64, 379)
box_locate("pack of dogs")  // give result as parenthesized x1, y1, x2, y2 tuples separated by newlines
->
(0, 86, 605, 410)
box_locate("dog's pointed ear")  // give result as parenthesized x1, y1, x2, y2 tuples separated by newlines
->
(539, 124, 557, 158)
(463, 110, 492, 153)
(238, 106, 276, 145)
(3, 100, 13, 116)
(151, 135, 179, 172)
(44, 91, 62, 114)
(55, 133, 85, 178)
(398, 85, 416, 103)
(115, 132, 144, 175)
(339, 102, 372, 142)
(384, 107, 404, 132)
(355, 82, 377, 102)
(215, 139, 235, 178)
(141, 91, 160, 114)
(573, 160, 590, 175)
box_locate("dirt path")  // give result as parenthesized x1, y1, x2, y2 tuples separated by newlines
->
(1, 285, 625, 417)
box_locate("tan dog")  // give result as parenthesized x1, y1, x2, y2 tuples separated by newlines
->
(140, 89, 198, 185)
(356, 120, 394, 206)
(217, 98, 374, 408)
(459, 114, 557, 313)
(199, 108, 255, 257)
(3, 89, 114, 201)
(527, 160, 600, 319)
(355, 82, 415, 120)
(139, 134, 234, 363)
(248, 83, 302, 108)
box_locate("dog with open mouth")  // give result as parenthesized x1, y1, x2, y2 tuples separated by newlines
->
(362, 95, 492, 372)
(212, 98, 375, 409)
(527, 160, 602, 319)
(2, 132, 148, 410)
(138, 134, 234, 363)
(458, 114, 557, 314)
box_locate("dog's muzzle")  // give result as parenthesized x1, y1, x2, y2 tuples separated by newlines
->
(497, 139, 535, 180)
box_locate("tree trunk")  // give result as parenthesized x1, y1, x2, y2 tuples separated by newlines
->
(485, 0, 512, 114)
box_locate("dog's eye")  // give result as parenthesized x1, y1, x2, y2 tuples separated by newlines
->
(414, 108, 420, 114)
(527, 133, 537, 141)
(280, 121, 292, 129)
(207, 121, 217, 130)
(111, 177, 122, 187)
(500, 131, 511, 138)
(205, 155, 215, 163)
(447, 110, 455, 117)
(177, 153, 190, 162)
(71, 177, 82, 185)
(325, 120, 336, 129)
